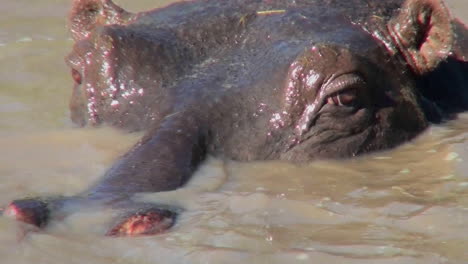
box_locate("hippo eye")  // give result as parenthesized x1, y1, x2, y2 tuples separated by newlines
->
(325, 74, 366, 107)
(327, 89, 358, 106)
(71, 69, 82, 85)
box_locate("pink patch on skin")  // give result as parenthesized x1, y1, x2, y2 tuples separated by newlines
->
(3, 200, 50, 228)
(107, 210, 175, 236)
(4, 204, 20, 218)
(4, 203, 37, 226)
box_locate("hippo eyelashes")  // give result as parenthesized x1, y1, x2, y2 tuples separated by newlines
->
(71, 69, 82, 85)
(326, 88, 358, 106)
(324, 74, 367, 107)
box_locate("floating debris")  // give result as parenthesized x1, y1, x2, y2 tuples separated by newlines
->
(391, 186, 417, 198)
(399, 168, 411, 174)
(439, 174, 455, 180)
(296, 253, 309, 260)
(257, 10, 286, 16)
(444, 152, 459, 161)
(16, 37, 32, 43)
(374, 156, 392, 160)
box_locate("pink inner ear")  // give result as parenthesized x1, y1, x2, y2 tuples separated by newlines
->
(388, 0, 453, 74)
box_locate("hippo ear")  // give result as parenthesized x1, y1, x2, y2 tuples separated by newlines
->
(69, 0, 134, 41)
(388, 0, 453, 74)
(452, 19, 468, 62)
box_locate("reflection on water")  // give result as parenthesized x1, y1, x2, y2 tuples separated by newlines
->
(1, 0, 467, 263)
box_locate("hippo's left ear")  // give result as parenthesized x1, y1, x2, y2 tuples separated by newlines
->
(388, 0, 453, 74)
(69, 0, 134, 41)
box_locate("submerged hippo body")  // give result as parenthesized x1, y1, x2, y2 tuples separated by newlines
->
(5, 0, 468, 235)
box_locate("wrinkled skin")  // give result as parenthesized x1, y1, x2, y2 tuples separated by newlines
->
(4, 0, 468, 236)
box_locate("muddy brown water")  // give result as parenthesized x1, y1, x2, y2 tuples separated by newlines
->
(1, 0, 467, 263)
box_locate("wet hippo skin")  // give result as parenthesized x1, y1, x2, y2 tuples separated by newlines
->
(4, 0, 468, 236)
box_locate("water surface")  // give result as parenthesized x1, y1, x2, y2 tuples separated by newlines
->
(1, 0, 467, 263)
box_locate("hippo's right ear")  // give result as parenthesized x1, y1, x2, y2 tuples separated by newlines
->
(69, 0, 134, 41)
(388, 0, 453, 74)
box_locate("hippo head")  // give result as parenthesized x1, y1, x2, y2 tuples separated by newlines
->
(271, 0, 455, 160)
(65, 0, 457, 160)
(65, 0, 172, 130)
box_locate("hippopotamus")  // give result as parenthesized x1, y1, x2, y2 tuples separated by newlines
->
(4, 0, 468, 236)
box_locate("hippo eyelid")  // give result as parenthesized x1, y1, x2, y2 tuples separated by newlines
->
(322, 73, 366, 98)
(295, 73, 366, 136)
(321, 74, 366, 105)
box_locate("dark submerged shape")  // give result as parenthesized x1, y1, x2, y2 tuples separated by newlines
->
(4, 0, 468, 236)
